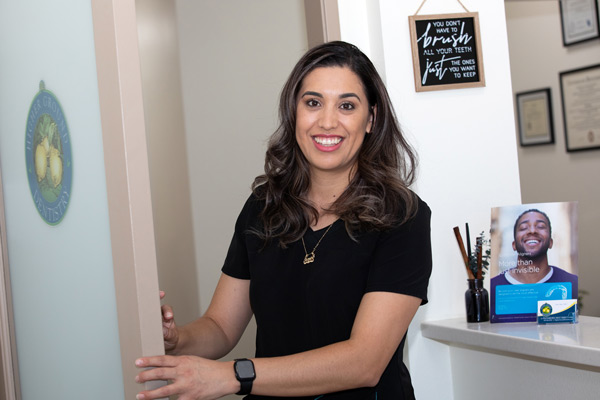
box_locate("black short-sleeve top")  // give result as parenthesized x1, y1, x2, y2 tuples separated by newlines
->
(222, 194, 432, 400)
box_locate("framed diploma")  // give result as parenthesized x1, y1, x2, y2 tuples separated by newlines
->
(559, 64, 600, 152)
(516, 88, 554, 146)
(559, 0, 600, 46)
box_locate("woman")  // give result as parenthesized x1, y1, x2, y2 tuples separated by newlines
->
(135, 41, 432, 400)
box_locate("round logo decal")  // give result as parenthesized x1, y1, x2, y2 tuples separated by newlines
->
(25, 81, 72, 225)
(540, 303, 552, 316)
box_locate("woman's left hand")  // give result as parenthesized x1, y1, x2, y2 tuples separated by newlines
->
(135, 355, 237, 400)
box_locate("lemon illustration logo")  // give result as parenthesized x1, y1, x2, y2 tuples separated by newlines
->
(540, 303, 552, 316)
(25, 81, 72, 225)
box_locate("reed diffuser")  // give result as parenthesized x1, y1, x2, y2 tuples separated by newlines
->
(453, 224, 490, 322)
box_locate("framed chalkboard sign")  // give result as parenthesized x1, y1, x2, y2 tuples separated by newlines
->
(409, 12, 485, 92)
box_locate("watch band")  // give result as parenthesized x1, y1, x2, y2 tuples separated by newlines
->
(234, 358, 255, 396)
(237, 379, 252, 396)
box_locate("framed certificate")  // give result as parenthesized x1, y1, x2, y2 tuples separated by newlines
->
(560, 64, 600, 152)
(559, 0, 600, 46)
(516, 88, 554, 146)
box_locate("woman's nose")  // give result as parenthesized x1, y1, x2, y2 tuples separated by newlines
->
(318, 107, 338, 130)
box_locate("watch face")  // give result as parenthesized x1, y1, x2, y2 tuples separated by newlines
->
(235, 360, 256, 380)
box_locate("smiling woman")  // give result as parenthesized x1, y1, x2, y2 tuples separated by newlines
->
(294, 66, 373, 192)
(135, 41, 432, 400)
(254, 42, 419, 246)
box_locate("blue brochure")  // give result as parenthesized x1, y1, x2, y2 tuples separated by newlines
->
(489, 202, 578, 323)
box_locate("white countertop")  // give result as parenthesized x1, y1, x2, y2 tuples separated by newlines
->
(421, 316, 600, 368)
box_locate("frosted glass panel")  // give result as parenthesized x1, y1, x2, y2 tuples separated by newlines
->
(0, 1, 124, 398)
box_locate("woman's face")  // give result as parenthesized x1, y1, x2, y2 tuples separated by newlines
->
(295, 66, 373, 179)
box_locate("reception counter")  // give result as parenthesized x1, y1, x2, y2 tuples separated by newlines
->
(421, 316, 600, 399)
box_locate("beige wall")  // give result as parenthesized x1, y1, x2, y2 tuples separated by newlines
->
(137, 4, 308, 391)
(174, 0, 308, 371)
(505, 1, 600, 317)
(136, 0, 200, 326)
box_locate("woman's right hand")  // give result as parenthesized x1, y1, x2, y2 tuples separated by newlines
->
(160, 291, 179, 353)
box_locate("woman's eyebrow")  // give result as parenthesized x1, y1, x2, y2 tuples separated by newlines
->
(300, 91, 322, 98)
(300, 91, 361, 102)
(340, 93, 361, 102)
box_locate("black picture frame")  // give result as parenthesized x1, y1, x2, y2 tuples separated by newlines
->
(516, 88, 555, 147)
(559, 64, 600, 152)
(559, 0, 600, 46)
(408, 12, 485, 92)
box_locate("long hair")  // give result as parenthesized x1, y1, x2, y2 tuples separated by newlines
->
(252, 41, 418, 247)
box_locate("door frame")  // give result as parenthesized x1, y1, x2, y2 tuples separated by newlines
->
(304, 0, 341, 48)
(0, 169, 21, 400)
(91, 0, 166, 397)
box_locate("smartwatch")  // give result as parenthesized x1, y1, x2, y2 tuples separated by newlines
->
(234, 358, 256, 395)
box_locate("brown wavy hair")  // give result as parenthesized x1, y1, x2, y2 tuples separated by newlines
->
(252, 41, 418, 247)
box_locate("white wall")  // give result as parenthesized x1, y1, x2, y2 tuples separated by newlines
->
(174, 0, 308, 377)
(339, 1, 522, 399)
(450, 345, 599, 400)
(505, 1, 600, 317)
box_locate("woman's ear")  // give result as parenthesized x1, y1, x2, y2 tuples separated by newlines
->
(367, 105, 377, 133)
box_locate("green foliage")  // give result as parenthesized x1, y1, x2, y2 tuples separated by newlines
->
(468, 231, 491, 278)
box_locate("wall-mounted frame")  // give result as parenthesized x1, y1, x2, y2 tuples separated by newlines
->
(408, 12, 485, 92)
(559, 64, 600, 152)
(559, 0, 600, 46)
(516, 88, 555, 146)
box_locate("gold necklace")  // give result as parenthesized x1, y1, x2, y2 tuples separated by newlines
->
(301, 223, 334, 264)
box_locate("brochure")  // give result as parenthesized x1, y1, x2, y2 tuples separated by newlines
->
(489, 202, 578, 323)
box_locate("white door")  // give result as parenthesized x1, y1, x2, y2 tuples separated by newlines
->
(0, 0, 164, 398)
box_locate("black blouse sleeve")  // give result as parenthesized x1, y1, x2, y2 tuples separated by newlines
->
(365, 198, 433, 304)
(221, 195, 259, 280)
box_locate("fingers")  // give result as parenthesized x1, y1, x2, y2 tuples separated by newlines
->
(136, 355, 179, 368)
(136, 366, 175, 383)
(159, 292, 179, 352)
(134, 357, 187, 400)
(136, 383, 174, 400)
(135, 358, 178, 400)
(159, 290, 165, 300)
(136, 356, 230, 400)
(161, 305, 177, 343)
(161, 304, 174, 322)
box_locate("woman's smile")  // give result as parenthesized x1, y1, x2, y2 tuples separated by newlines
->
(312, 135, 343, 150)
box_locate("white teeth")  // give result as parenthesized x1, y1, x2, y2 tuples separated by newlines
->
(526, 240, 539, 245)
(314, 136, 342, 146)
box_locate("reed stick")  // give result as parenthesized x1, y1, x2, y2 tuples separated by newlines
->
(453, 226, 475, 279)
(476, 236, 483, 279)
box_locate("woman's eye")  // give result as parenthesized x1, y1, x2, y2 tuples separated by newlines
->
(340, 102, 355, 110)
(306, 99, 320, 107)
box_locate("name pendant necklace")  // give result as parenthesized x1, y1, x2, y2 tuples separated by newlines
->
(301, 223, 334, 264)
